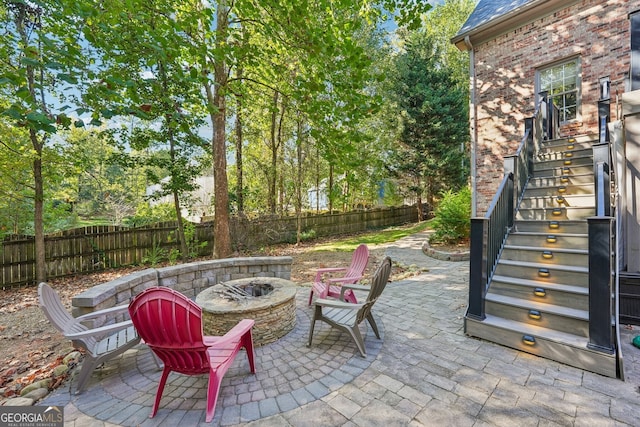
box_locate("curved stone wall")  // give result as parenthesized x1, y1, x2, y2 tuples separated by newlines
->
(70, 257, 293, 327)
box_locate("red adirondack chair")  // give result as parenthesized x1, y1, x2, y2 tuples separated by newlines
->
(128, 286, 255, 423)
(308, 243, 369, 306)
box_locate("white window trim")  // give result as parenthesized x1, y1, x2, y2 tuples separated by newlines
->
(535, 56, 582, 124)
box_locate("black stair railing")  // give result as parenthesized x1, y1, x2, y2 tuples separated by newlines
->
(468, 173, 513, 321)
(588, 89, 615, 355)
(539, 91, 560, 141)
(467, 95, 550, 321)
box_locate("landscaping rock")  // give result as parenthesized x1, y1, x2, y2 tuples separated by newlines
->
(2, 396, 34, 406)
(22, 388, 48, 401)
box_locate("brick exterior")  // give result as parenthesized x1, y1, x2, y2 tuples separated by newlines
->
(472, 0, 633, 214)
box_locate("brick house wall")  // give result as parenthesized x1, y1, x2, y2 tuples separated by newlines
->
(471, 0, 632, 215)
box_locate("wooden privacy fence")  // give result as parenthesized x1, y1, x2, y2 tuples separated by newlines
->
(1, 205, 421, 289)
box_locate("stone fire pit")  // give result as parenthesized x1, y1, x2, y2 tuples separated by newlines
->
(196, 277, 297, 346)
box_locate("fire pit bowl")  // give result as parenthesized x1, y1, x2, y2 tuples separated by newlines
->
(196, 277, 297, 346)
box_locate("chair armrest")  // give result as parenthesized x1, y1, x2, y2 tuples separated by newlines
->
(326, 275, 363, 285)
(64, 319, 136, 340)
(314, 267, 348, 282)
(203, 319, 255, 348)
(314, 298, 364, 310)
(75, 304, 131, 322)
(340, 283, 370, 293)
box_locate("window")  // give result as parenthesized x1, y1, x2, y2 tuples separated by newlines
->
(538, 58, 580, 122)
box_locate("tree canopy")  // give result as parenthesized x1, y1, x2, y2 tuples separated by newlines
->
(0, 0, 474, 275)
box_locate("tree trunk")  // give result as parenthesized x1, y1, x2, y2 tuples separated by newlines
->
(329, 163, 334, 213)
(295, 118, 304, 244)
(268, 90, 279, 214)
(315, 146, 320, 212)
(235, 71, 244, 214)
(277, 95, 287, 214)
(32, 146, 46, 283)
(210, 0, 232, 258)
(18, 7, 47, 284)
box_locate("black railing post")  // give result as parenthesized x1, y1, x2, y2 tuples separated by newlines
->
(507, 173, 515, 229)
(525, 117, 534, 177)
(547, 95, 555, 140)
(587, 216, 615, 354)
(504, 156, 518, 222)
(539, 91, 549, 140)
(593, 143, 611, 216)
(598, 101, 610, 144)
(467, 217, 488, 321)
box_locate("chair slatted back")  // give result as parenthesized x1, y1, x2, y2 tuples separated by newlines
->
(39, 282, 96, 350)
(356, 257, 392, 325)
(344, 244, 369, 281)
(128, 287, 210, 374)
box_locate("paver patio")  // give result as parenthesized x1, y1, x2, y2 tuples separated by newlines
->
(41, 233, 640, 426)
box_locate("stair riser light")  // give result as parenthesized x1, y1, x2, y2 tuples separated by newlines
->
(522, 335, 536, 346)
(528, 310, 542, 320)
(534, 288, 546, 297)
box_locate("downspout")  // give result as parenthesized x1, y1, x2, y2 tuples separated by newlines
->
(464, 35, 478, 216)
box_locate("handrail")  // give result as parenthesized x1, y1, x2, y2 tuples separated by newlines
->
(466, 91, 551, 322)
(589, 105, 615, 353)
(467, 172, 513, 321)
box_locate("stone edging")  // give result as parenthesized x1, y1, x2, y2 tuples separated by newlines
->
(422, 237, 470, 262)
(71, 256, 293, 323)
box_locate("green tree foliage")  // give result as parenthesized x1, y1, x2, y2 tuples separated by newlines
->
(0, 1, 89, 281)
(386, 18, 470, 219)
(430, 187, 472, 244)
(1, 0, 445, 264)
(421, 0, 477, 92)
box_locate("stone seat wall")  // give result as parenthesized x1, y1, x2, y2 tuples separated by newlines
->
(70, 256, 293, 326)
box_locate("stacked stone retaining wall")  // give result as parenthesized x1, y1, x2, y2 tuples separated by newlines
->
(70, 256, 293, 327)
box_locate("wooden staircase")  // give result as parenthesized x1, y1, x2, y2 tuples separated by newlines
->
(465, 134, 618, 377)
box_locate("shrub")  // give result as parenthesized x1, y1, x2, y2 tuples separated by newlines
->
(429, 188, 471, 244)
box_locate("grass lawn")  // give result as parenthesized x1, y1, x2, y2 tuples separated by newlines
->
(307, 221, 431, 253)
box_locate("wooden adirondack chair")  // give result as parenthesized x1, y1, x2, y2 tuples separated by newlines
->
(38, 282, 141, 394)
(308, 256, 392, 357)
(128, 286, 255, 423)
(308, 243, 369, 306)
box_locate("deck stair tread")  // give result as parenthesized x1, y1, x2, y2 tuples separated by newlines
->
(509, 231, 587, 238)
(491, 274, 589, 294)
(503, 244, 588, 255)
(465, 130, 618, 377)
(497, 259, 588, 274)
(485, 293, 588, 320)
(478, 314, 590, 347)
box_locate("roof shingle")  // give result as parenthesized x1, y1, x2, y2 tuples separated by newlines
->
(456, 0, 534, 36)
